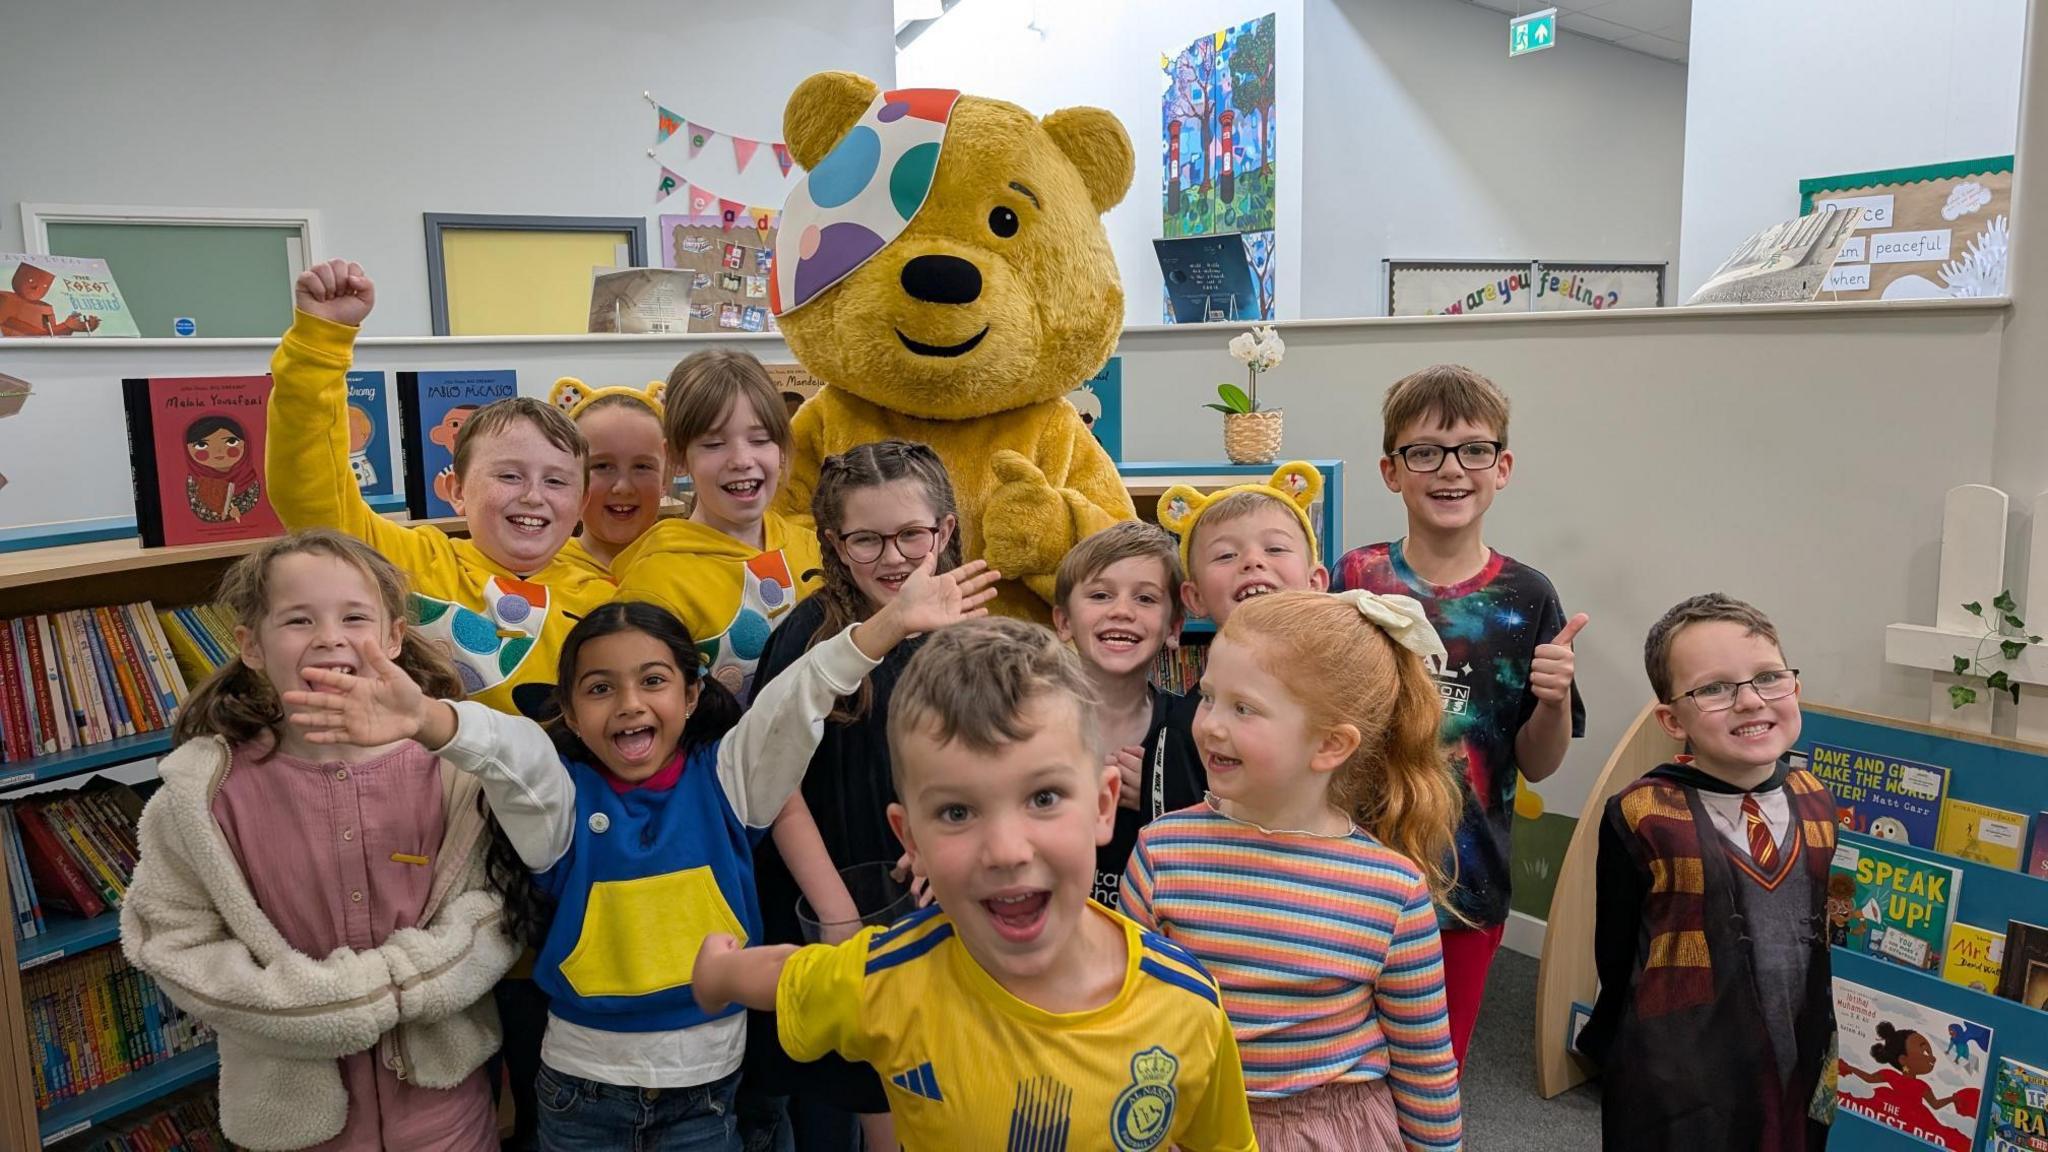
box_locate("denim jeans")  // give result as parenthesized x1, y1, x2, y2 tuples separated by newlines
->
(535, 1063, 742, 1152)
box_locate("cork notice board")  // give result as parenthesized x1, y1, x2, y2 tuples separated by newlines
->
(1799, 156, 2012, 301)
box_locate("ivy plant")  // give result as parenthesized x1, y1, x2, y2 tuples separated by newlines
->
(1948, 589, 2041, 707)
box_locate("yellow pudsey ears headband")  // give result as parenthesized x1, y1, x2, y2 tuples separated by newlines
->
(548, 377, 668, 421)
(1155, 460, 1322, 571)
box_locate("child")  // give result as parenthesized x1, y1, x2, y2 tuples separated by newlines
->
(1122, 590, 1464, 1152)
(284, 565, 998, 1151)
(613, 349, 824, 702)
(274, 260, 617, 720)
(1049, 519, 1193, 907)
(744, 440, 967, 1152)
(1153, 460, 1332, 820)
(691, 618, 1258, 1152)
(1578, 593, 1834, 1151)
(121, 530, 519, 1151)
(549, 377, 670, 573)
(1333, 365, 1586, 1065)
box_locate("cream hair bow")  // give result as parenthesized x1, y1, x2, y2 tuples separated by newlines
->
(1333, 589, 1447, 663)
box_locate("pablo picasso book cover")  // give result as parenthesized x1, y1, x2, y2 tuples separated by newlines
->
(396, 370, 518, 520)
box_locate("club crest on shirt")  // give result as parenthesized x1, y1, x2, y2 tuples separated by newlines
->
(1111, 1046, 1179, 1151)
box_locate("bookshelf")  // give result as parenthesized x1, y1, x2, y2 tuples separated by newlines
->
(1535, 702, 2048, 1150)
(0, 512, 463, 1150)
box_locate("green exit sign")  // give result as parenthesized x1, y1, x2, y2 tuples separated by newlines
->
(1511, 8, 1558, 56)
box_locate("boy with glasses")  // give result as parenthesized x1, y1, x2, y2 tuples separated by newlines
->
(1577, 593, 1834, 1151)
(1332, 365, 1586, 1066)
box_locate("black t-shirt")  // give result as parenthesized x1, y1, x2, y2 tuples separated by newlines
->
(1334, 541, 1586, 928)
(1095, 688, 1206, 910)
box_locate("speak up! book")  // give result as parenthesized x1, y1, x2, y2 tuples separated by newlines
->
(1830, 840, 1961, 971)
(396, 370, 518, 520)
(121, 376, 285, 547)
(1834, 977, 1994, 1152)
(1808, 742, 1949, 846)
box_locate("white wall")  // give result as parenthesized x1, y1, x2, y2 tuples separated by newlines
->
(1302, 0, 1688, 317)
(1677, 0, 2028, 300)
(896, 0, 1308, 325)
(0, 0, 895, 336)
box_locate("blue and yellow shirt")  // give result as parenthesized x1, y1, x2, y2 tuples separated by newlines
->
(778, 901, 1257, 1152)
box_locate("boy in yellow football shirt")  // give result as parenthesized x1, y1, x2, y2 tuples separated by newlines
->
(693, 617, 1256, 1152)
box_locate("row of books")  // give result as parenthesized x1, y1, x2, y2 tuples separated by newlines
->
(1799, 742, 2048, 877)
(1830, 976, 2044, 1152)
(0, 605, 189, 766)
(152, 603, 237, 692)
(50, 1084, 225, 1152)
(1830, 837, 2048, 1004)
(122, 369, 517, 550)
(25, 944, 212, 1111)
(1151, 642, 1208, 696)
(4, 781, 147, 938)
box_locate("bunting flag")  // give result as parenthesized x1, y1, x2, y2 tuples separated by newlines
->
(655, 167, 684, 202)
(689, 184, 716, 218)
(731, 136, 760, 174)
(656, 105, 682, 145)
(719, 199, 745, 231)
(772, 142, 794, 178)
(687, 121, 712, 158)
(751, 207, 774, 245)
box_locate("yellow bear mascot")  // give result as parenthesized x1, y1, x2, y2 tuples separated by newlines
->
(770, 73, 1137, 621)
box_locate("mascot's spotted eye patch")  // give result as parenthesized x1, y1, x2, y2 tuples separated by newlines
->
(772, 88, 961, 316)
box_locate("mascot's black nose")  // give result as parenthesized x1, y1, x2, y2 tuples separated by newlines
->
(900, 255, 982, 304)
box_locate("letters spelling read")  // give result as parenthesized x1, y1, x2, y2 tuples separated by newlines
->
(1855, 858, 1944, 928)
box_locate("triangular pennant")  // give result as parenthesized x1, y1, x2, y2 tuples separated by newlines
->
(772, 142, 793, 177)
(689, 185, 715, 218)
(687, 121, 712, 158)
(655, 105, 682, 145)
(750, 207, 774, 244)
(731, 136, 760, 174)
(655, 167, 683, 202)
(718, 199, 745, 231)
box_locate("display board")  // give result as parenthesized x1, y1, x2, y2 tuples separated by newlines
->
(1162, 13, 1277, 321)
(657, 211, 777, 333)
(1384, 260, 1665, 316)
(1800, 156, 2013, 302)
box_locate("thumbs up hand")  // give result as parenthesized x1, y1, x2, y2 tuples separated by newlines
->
(1530, 613, 1588, 706)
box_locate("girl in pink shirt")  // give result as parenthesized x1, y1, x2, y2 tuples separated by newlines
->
(123, 530, 518, 1151)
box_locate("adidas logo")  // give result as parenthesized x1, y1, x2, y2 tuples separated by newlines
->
(891, 1061, 943, 1102)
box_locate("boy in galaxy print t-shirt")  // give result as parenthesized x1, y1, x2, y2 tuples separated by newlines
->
(1333, 364, 1586, 1070)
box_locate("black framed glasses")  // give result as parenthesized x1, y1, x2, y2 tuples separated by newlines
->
(1672, 669, 1800, 712)
(836, 525, 941, 565)
(1389, 441, 1503, 472)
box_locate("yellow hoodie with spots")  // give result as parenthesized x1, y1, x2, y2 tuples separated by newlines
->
(266, 312, 619, 717)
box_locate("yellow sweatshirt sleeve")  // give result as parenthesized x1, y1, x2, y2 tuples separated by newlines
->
(267, 311, 469, 594)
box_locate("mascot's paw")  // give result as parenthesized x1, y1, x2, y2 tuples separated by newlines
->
(982, 450, 1069, 578)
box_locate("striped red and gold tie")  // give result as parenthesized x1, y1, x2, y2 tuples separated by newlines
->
(1742, 793, 1777, 870)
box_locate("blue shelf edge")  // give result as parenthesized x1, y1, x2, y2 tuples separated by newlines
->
(0, 731, 173, 794)
(37, 1042, 218, 1145)
(16, 912, 122, 972)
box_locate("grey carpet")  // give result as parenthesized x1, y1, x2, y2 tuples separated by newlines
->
(1461, 947, 1603, 1149)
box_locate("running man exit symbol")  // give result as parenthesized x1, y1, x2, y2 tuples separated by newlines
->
(1511, 8, 1558, 56)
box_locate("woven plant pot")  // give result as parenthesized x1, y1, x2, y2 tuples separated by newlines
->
(1222, 410, 1284, 464)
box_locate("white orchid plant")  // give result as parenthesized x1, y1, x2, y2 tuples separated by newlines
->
(1208, 324, 1285, 414)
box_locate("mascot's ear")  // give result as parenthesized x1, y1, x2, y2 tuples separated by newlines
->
(1042, 106, 1134, 214)
(1155, 484, 1208, 540)
(645, 379, 669, 410)
(550, 377, 588, 416)
(784, 71, 882, 171)
(1267, 461, 1324, 512)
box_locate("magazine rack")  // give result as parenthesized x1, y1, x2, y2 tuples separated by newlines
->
(1536, 702, 2048, 1150)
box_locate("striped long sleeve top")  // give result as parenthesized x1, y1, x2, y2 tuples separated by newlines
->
(1121, 805, 1462, 1152)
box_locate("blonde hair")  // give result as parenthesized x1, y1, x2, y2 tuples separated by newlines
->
(1381, 364, 1510, 456)
(1219, 590, 1462, 904)
(663, 348, 792, 461)
(173, 530, 464, 756)
(1185, 489, 1316, 561)
(887, 618, 1100, 790)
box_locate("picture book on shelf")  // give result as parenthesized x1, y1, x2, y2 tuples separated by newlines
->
(1807, 741, 1948, 846)
(1942, 923, 2007, 993)
(1938, 798, 2028, 871)
(2027, 813, 2048, 880)
(396, 369, 518, 520)
(1998, 919, 2048, 1009)
(1833, 977, 1993, 1152)
(0, 253, 140, 338)
(1067, 356, 1122, 462)
(1829, 840, 1960, 971)
(345, 370, 395, 500)
(121, 375, 285, 548)
(1990, 1057, 2048, 1152)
